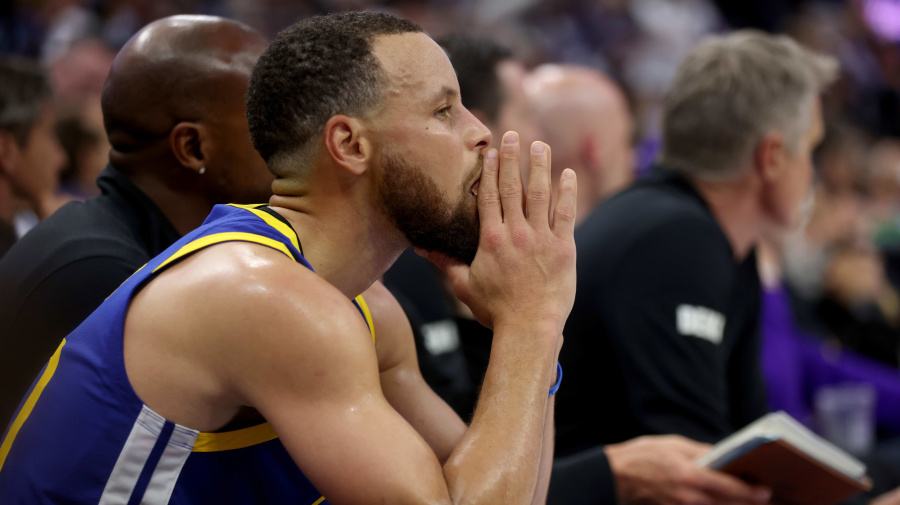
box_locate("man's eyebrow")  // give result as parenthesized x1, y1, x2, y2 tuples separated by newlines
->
(431, 86, 458, 104)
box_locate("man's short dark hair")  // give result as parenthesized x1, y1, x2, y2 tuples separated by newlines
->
(437, 35, 512, 126)
(0, 58, 52, 147)
(246, 11, 422, 174)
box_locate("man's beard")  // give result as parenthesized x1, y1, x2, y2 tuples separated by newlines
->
(379, 151, 481, 265)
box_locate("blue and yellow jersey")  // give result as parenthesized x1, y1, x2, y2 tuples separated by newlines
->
(0, 204, 374, 505)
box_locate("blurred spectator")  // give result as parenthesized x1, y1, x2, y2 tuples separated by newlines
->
(840, 0, 900, 138)
(0, 56, 66, 257)
(779, 120, 900, 368)
(0, 15, 274, 428)
(56, 95, 110, 199)
(221, 0, 321, 41)
(558, 30, 835, 452)
(816, 244, 900, 367)
(818, 121, 870, 196)
(526, 63, 635, 221)
(759, 231, 900, 504)
(622, 0, 723, 136)
(758, 236, 900, 440)
(869, 141, 900, 325)
(47, 38, 114, 199)
(40, 0, 100, 64)
(49, 37, 114, 110)
(710, 0, 799, 32)
(868, 140, 900, 249)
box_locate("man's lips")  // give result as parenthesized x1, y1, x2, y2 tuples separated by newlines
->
(470, 178, 480, 197)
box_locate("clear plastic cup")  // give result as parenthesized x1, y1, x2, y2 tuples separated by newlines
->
(814, 382, 877, 457)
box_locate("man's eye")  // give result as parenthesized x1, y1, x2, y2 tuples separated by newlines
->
(435, 105, 452, 118)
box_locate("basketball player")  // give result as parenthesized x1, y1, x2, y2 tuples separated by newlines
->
(0, 11, 574, 505)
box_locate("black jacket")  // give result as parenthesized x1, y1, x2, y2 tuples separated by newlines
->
(557, 167, 767, 455)
(0, 165, 180, 427)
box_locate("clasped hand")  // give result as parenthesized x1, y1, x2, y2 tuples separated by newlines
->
(420, 131, 577, 338)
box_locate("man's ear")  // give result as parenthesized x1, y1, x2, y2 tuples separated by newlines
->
(170, 122, 208, 174)
(323, 115, 370, 176)
(753, 131, 787, 184)
(581, 134, 603, 174)
(0, 132, 21, 177)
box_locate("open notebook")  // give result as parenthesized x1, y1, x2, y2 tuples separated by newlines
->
(697, 411, 871, 505)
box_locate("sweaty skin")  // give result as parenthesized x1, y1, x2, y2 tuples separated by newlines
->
(124, 31, 578, 505)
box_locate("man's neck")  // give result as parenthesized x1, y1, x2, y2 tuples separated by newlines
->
(268, 190, 407, 300)
(128, 171, 212, 236)
(691, 175, 763, 261)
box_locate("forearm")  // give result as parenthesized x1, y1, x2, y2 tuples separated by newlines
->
(443, 321, 559, 505)
(531, 395, 555, 505)
(380, 364, 467, 465)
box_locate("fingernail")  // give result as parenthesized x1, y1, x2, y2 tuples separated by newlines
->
(486, 149, 497, 160)
(563, 169, 574, 180)
(503, 132, 518, 144)
(532, 142, 545, 153)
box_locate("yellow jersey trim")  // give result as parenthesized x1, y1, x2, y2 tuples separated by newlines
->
(192, 421, 279, 452)
(311, 496, 326, 505)
(0, 339, 66, 471)
(191, 297, 374, 453)
(227, 204, 376, 346)
(152, 232, 293, 273)
(355, 295, 375, 343)
(227, 204, 302, 254)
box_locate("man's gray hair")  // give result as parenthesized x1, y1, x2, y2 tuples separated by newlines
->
(660, 30, 838, 181)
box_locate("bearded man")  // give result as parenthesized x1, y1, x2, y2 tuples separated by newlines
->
(0, 11, 576, 505)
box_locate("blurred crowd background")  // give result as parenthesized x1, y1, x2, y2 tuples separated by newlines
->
(4, 0, 900, 444)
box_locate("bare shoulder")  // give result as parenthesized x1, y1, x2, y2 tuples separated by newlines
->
(363, 280, 409, 334)
(125, 241, 376, 430)
(135, 240, 366, 345)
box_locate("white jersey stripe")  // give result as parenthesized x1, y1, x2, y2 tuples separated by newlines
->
(141, 424, 199, 505)
(99, 405, 166, 505)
